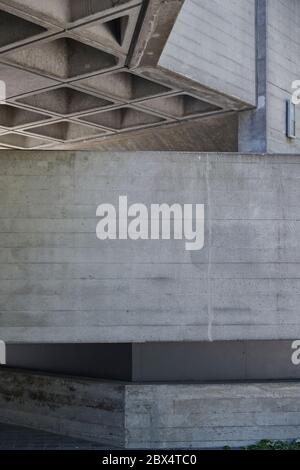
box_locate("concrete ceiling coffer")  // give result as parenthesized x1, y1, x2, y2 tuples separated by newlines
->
(0, 1, 142, 29)
(0, 132, 51, 149)
(1, 36, 123, 81)
(135, 93, 223, 120)
(0, 103, 53, 130)
(77, 105, 168, 132)
(13, 86, 119, 118)
(0, 0, 241, 149)
(22, 120, 111, 143)
(74, 70, 175, 103)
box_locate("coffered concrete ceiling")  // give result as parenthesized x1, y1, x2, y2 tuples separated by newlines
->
(0, 0, 248, 149)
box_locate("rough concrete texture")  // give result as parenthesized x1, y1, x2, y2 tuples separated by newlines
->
(238, 0, 267, 153)
(0, 422, 108, 450)
(239, 0, 300, 154)
(54, 113, 238, 151)
(0, 151, 300, 343)
(266, 0, 300, 153)
(0, 368, 124, 447)
(1, 368, 300, 449)
(0, 0, 256, 149)
(125, 381, 300, 448)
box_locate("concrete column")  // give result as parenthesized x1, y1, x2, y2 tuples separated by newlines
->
(238, 0, 267, 153)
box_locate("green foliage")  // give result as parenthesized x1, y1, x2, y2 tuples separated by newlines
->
(225, 440, 300, 450)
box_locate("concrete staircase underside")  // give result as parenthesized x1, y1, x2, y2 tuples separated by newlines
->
(0, 0, 252, 150)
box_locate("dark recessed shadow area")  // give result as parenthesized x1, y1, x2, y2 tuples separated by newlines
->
(0, 104, 50, 128)
(86, 14, 129, 47)
(69, 0, 134, 23)
(5, 340, 300, 382)
(0, 10, 47, 48)
(6, 343, 132, 381)
(0, 0, 135, 26)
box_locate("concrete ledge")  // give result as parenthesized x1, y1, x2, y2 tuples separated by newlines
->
(1, 368, 300, 449)
(125, 382, 300, 448)
(0, 368, 125, 447)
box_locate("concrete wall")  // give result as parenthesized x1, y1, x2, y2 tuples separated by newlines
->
(2, 368, 300, 449)
(266, 0, 300, 153)
(160, 0, 256, 106)
(1, 151, 300, 343)
(237, 0, 300, 154)
(125, 381, 300, 448)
